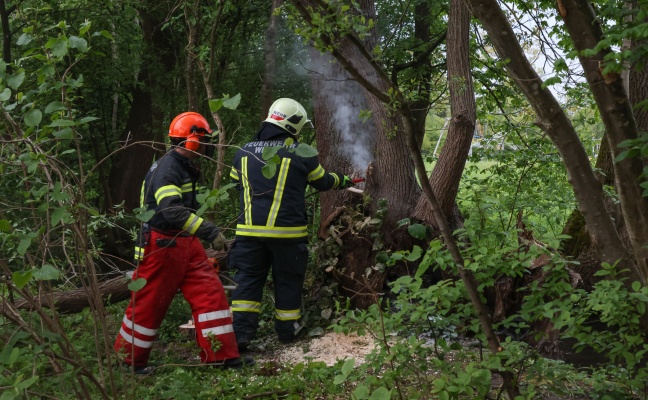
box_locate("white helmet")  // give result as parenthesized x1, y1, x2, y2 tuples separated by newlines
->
(264, 98, 311, 136)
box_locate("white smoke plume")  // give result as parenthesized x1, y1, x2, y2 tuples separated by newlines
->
(307, 53, 374, 173)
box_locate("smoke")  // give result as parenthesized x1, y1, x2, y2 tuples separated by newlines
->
(307, 52, 375, 174)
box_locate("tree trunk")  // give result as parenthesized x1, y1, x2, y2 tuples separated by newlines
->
(260, 0, 281, 121)
(103, 5, 174, 267)
(0, 0, 15, 71)
(558, 0, 648, 284)
(306, 0, 420, 308)
(413, 0, 475, 227)
(461, 0, 639, 281)
(184, 0, 201, 111)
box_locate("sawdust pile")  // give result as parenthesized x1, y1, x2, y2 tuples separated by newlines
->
(262, 331, 376, 366)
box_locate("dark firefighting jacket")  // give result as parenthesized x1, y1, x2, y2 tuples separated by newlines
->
(135, 150, 219, 260)
(229, 124, 342, 240)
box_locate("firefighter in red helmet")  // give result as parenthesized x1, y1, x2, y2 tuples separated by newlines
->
(114, 112, 251, 374)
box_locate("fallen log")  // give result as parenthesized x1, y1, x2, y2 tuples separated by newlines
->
(10, 248, 230, 314)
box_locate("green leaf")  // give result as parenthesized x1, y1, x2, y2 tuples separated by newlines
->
(17, 237, 32, 256)
(128, 278, 147, 292)
(0, 88, 11, 101)
(284, 137, 294, 147)
(16, 33, 33, 46)
(51, 207, 70, 226)
(53, 127, 73, 139)
(208, 98, 223, 112)
(49, 119, 75, 127)
(407, 223, 426, 239)
(45, 101, 66, 113)
(294, 143, 319, 158)
(79, 21, 92, 36)
(33, 264, 60, 281)
(222, 93, 241, 110)
(47, 37, 68, 58)
(341, 358, 355, 374)
(262, 146, 281, 160)
(12, 270, 33, 289)
(369, 387, 392, 400)
(262, 161, 277, 179)
(16, 375, 39, 391)
(406, 245, 422, 261)
(69, 36, 88, 52)
(78, 116, 99, 124)
(7, 69, 25, 90)
(24, 109, 42, 127)
(135, 209, 155, 222)
(99, 30, 114, 40)
(0, 388, 19, 400)
(541, 76, 562, 89)
(0, 219, 11, 232)
(333, 374, 347, 385)
(352, 385, 370, 399)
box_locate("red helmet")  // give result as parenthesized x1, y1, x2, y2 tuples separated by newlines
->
(168, 112, 212, 151)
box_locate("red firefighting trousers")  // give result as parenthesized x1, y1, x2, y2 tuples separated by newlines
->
(114, 231, 239, 367)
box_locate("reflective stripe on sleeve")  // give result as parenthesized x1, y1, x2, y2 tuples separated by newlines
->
(275, 309, 301, 321)
(331, 173, 340, 188)
(180, 182, 194, 193)
(154, 185, 181, 203)
(266, 158, 291, 227)
(230, 168, 239, 180)
(134, 246, 144, 261)
(231, 300, 262, 313)
(308, 164, 325, 182)
(119, 328, 154, 348)
(181, 213, 204, 235)
(198, 310, 231, 322)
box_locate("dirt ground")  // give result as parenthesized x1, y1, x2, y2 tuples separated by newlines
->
(253, 331, 376, 366)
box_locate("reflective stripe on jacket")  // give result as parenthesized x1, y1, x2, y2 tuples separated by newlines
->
(230, 128, 340, 239)
(139, 150, 218, 242)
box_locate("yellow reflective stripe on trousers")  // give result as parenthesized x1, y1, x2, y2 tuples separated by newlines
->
(266, 158, 291, 226)
(241, 157, 252, 225)
(154, 185, 181, 203)
(181, 213, 204, 235)
(231, 300, 262, 313)
(235, 224, 308, 238)
(275, 309, 300, 321)
(307, 164, 325, 181)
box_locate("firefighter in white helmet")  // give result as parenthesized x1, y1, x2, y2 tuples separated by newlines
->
(115, 112, 252, 374)
(228, 98, 353, 350)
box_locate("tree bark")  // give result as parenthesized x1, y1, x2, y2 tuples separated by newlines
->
(461, 0, 638, 281)
(558, 0, 648, 284)
(414, 0, 475, 225)
(260, 0, 281, 121)
(184, 0, 201, 111)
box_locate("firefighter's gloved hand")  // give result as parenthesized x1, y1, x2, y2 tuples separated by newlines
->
(335, 173, 354, 189)
(211, 232, 228, 251)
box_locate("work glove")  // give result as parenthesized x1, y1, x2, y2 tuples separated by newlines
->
(211, 231, 228, 252)
(334, 173, 354, 189)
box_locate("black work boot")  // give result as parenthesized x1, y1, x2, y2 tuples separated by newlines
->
(210, 356, 256, 369)
(123, 363, 155, 375)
